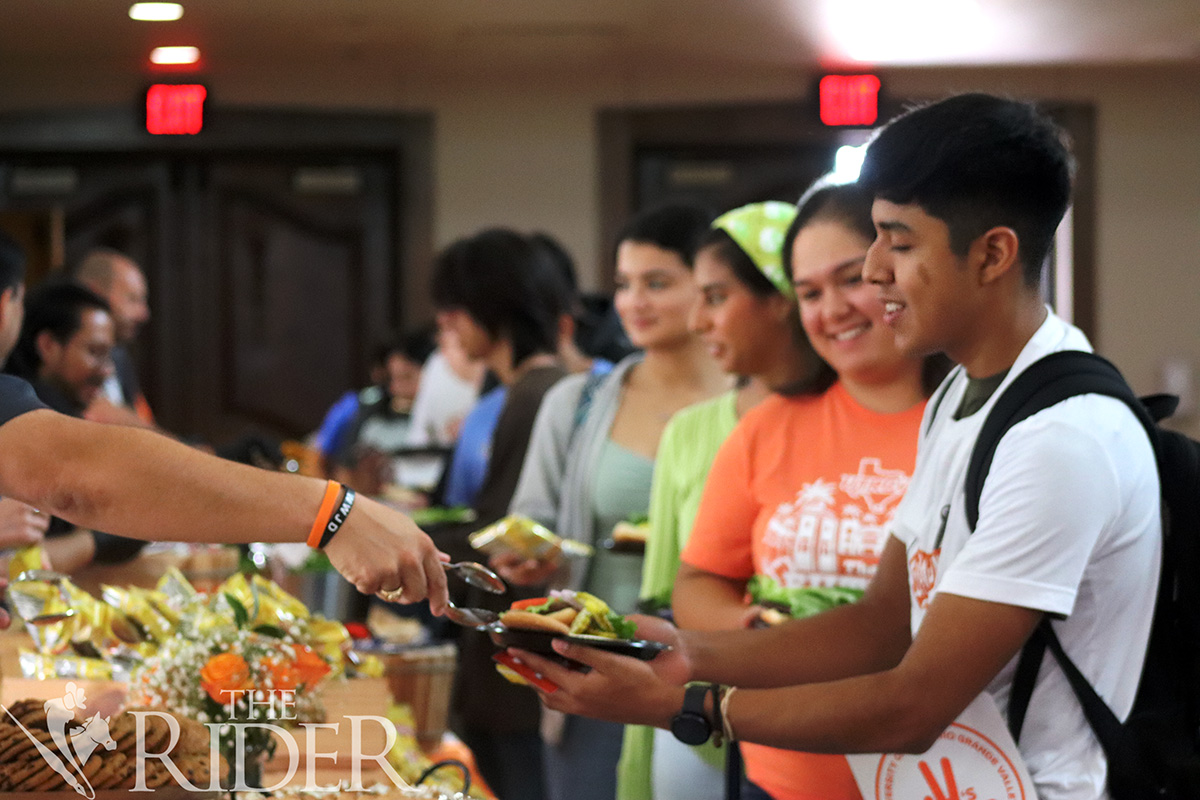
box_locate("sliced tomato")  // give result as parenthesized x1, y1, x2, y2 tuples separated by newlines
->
(510, 597, 550, 611)
(493, 652, 559, 693)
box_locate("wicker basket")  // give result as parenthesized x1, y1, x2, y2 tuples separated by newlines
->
(380, 644, 458, 747)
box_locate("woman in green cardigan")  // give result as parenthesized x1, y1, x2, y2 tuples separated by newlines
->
(619, 201, 829, 800)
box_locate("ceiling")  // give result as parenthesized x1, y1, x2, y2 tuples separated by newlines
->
(1, 0, 1198, 87)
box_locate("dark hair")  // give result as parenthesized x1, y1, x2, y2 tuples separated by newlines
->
(8, 282, 111, 378)
(858, 93, 1074, 286)
(782, 181, 877, 266)
(388, 326, 436, 367)
(615, 203, 714, 268)
(0, 231, 26, 294)
(430, 228, 566, 370)
(781, 179, 951, 396)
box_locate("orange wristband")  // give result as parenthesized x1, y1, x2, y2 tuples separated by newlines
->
(307, 480, 343, 548)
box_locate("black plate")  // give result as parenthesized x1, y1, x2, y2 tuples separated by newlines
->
(486, 623, 670, 662)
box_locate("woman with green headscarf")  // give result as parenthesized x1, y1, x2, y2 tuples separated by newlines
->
(618, 200, 829, 800)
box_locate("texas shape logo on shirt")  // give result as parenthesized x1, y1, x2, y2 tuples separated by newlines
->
(840, 458, 909, 515)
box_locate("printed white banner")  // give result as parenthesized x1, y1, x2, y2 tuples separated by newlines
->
(847, 693, 1035, 800)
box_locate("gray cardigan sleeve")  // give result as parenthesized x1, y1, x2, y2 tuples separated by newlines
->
(507, 372, 588, 531)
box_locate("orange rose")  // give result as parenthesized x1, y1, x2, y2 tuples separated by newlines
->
(264, 656, 299, 693)
(291, 646, 332, 688)
(199, 652, 253, 704)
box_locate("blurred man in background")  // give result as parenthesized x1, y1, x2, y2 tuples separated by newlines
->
(72, 247, 154, 426)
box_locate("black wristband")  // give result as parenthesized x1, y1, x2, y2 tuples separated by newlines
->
(318, 487, 356, 549)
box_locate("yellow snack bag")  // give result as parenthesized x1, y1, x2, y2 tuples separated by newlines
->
(469, 515, 593, 560)
(7, 544, 49, 582)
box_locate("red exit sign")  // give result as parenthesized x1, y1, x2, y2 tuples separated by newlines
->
(146, 84, 207, 135)
(819, 75, 881, 127)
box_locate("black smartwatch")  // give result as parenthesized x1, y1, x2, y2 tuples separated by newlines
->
(670, 683, 714, 745)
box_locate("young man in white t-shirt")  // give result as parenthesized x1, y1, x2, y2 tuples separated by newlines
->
(509, 93, 1161, 800)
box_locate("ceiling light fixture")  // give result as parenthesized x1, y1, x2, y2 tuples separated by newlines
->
(816, 0, 997, 64)
(150, 46, 200, 65)
(129, 3, 184, 22)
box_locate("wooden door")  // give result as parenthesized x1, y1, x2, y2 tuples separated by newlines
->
(1, 153, 400, 444)
(183, 156, 398, 442)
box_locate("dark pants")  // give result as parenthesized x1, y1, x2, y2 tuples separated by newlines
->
(544, 715, 624, 800)
(740, 776, 777, 800)
(459, 728, 546, 800)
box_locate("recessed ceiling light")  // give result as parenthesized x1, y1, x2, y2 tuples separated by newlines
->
(150, 46, 200, 65)
(130, 3, 184, 22)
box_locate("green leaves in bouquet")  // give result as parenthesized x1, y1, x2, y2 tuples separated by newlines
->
(252, 624, 288, 639)
(225, 592, 250, 629)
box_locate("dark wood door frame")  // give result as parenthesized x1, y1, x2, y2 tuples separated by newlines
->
(0, 105, 434, 328)
(0, 106, 434, 438)
(598, 98, 1095, 338)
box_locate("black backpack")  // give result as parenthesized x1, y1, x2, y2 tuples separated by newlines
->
(963, 350, 1200, 799)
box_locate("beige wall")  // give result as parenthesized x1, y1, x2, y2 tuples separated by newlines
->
(0, 62, 1196, 434)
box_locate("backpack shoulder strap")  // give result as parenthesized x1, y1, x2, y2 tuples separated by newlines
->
(964, 350, 1154, 531)
(964, 350, 1164, 751)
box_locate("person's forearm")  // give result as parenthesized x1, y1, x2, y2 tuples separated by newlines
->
(671, 564, 753, 630)
(681, 598, 909, 688)
(0, 411, 322, 544)
(721, 668, 945, 754)
(41, 529, 96, 574)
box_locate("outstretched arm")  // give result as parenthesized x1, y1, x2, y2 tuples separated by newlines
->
(525, 587, 1038, 754)
(0, 409, 449, 608)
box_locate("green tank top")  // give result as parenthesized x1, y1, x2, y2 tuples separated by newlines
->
(587, 438, 654, 615)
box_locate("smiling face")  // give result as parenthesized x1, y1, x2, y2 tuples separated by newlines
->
(613, 240, 700, 352)
(864, 199, 980, 364)
(791, 220, 912, 387)
(689, 245, 791, 377)
(37, 307, 115, 409)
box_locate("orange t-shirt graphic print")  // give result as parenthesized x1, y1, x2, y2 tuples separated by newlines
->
(759, 456, 909, 590)
(682, 383, 926, 800)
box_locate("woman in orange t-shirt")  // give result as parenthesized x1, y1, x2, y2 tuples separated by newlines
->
(675, 180, 948, 800)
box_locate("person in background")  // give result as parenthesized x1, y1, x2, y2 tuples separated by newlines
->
(530, 232, 618, 378)
(505, 203, 729, 800)
(0, 233, 449, 617)
(428, 227, 572, 800)
(0, 232, 48, 564)
(334, 328, 436, 497)
(438, 232, 615, 511)
(312, 343, 390, 478)
(618, 201, 825, 800)
(5, 283, 154, 572)
(403, 321, 486, 487)
(72, 247, 153, 427)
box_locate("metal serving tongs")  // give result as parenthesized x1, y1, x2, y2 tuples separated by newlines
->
(377, 561, 505, 629)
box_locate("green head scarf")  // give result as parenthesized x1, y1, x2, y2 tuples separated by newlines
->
(711, 200, 798, 298)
